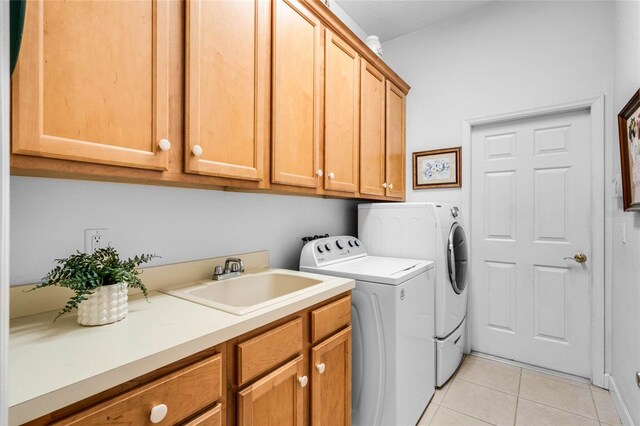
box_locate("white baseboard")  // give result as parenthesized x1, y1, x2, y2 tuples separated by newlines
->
(470, 351, 592, 385)
(609, 376, 635, 426)
(604, 372, 611, 390)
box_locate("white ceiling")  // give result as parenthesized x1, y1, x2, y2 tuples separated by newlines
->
(335, 0, 493, 42)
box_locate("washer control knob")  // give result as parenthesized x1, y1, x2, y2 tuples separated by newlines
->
(317, 245, 324, 254)
(336, 239, 345, 249)
(325, 243, 332, 251)
(348, 240, 354, 247)
(451, 206, 459, 218)
(353, 240, 360, 247)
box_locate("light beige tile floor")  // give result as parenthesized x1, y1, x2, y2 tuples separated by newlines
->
(418, 355, 622, 426)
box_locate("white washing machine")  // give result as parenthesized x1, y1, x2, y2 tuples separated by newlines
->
(300, 236, 435, 426)
(358, 202, 469, 387)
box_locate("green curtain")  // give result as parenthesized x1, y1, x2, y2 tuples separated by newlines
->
(10, 0, 26, 75)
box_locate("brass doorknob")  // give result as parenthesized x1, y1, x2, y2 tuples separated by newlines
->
(564, 253, 587, 263)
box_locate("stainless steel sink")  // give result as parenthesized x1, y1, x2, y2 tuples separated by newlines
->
(162, 270, 325, 315)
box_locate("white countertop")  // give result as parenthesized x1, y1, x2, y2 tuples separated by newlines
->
(9, 271, 354, 425)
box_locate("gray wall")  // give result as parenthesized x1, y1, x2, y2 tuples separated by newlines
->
(10, 177, 357, 285)
(611, 1, 640, 423)
(382, 0, 615, 207)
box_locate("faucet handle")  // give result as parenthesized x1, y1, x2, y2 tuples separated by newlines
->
(224, 257, 245, 272)
(213, 265, 223, 276)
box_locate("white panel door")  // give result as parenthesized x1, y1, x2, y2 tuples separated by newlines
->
(470, 109, 592, 378)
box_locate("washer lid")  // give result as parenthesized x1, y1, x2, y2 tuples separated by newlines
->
(310, 256, 434, 285)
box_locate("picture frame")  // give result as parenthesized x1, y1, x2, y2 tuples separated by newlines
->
(413, 147, 462, 189)
(618, 89, 640, 211)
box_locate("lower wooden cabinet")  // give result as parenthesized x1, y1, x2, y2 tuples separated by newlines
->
(28, 293, 352, 426)
(238, 355, 306, 426)
(311, 327, 352, 426)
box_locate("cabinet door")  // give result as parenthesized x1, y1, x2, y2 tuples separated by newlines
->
(238, 355, 305, 426)
(183, 403, 222, 426)
(185, 0, 269, 182)
(311, 327, 351, 426)
(12, 0, 170, 171)
(324, 31, 359, 193)
(359, 61, 386, 197)
(272, 0, 322, 188)
(385, 81, 406, 198)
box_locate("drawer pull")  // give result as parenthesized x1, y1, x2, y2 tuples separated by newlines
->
(316, 363, 326, 374)
(150, 404, 168, 424)
(298, 375, 308, 388)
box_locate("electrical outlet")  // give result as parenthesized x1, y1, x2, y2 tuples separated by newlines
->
(84, 228, 112, 253)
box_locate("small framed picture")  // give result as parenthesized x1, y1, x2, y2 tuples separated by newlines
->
(413, 147, 462, 189)
(618, 89, 640, 210)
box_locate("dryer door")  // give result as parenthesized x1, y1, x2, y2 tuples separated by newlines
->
(447, 223, 468, 294)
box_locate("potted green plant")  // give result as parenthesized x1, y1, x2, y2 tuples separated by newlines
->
(30, 247, 158, 326)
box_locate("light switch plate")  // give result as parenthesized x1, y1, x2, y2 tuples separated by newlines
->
(614, 174, 623, 198)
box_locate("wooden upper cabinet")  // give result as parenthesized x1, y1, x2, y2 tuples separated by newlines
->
(185, 0, 269, 182)
(359, 61, 386, 197)
(12, 0, 171, 171)
(272, 0, 323, 188)
(311, 327, 351, 426)
(324, 31, 359, 193)
(385, 81, 406, 198)
(238, 355, 305, 426)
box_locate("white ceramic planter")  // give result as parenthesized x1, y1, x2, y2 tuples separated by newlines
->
(77, 284, 128, 326)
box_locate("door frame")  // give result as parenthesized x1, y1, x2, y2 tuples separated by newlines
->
(461, 95, 606, 387)
(1, 0, 11, 422)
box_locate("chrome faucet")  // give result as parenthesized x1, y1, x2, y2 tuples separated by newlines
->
(212, 257, 245, 280)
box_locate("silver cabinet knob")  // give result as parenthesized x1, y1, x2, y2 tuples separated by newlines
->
(150, 404, 168, 424)
(328, 172, 335, 180)
(192, 145, 203, 157)
(298, 375, 308, 388)
(382, 182, 387, 188)
(158, 139, 171, 151)
(316, 363, 326, 374)
(316, 169, 323, 177)
(389, 183, 394, 189)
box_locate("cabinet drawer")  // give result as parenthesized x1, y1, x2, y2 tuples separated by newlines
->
(183, 403, 222, 426)
(238, 317, 303, 385)
(311, 295, 351, 343)
(55, 354, 222, 425)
